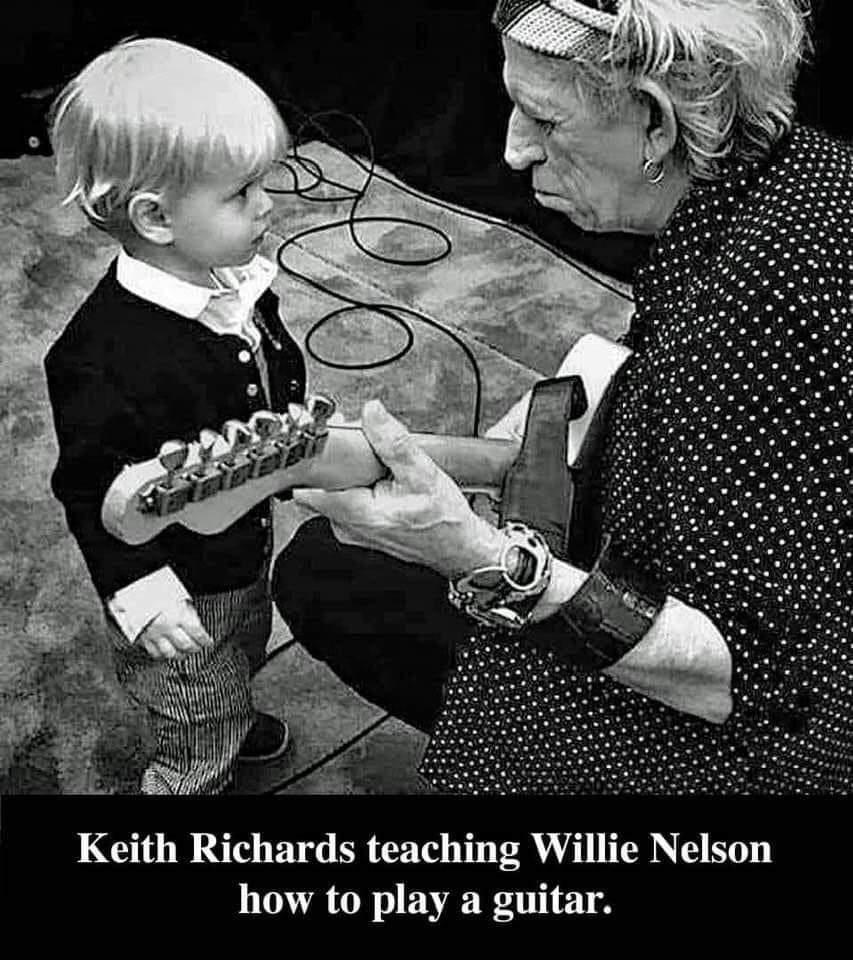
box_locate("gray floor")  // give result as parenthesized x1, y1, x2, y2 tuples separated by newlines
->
(0, 143, 632, 794)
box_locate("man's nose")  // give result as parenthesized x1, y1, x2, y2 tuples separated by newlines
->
(504, 107, 545, 171)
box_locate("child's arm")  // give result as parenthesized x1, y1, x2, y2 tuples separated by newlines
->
(45, 331, 196, 601)
(108, 567, 213, 659)
(45, 347, 170, 592)
(45, 338, 211, 658)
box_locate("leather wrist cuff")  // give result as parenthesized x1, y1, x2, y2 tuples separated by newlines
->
(525, 535, 667, 670)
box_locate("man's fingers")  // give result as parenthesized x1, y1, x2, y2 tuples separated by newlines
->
(293, 486, 377, 524)
(328, 519, 371, 550)
(360, 400, 438, 489)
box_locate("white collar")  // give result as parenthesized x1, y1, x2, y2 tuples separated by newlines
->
(116, 248, 277, 320)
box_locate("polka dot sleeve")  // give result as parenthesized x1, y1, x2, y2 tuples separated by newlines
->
(656, 252, 850, 730)
(608, 124, 851, 739)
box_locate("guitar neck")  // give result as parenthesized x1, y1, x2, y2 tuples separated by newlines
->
(303, 425, 519, 492)
(101, 424, 520, 545)
(101, 334, 632, 547)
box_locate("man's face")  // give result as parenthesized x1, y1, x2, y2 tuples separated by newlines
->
(166, 164, 274, 281)
(501, 38, 648, 234)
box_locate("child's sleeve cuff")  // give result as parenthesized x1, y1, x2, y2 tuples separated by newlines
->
(107, 567, 190, 642)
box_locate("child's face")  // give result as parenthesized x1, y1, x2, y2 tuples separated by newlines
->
(166, 164, 274, 281)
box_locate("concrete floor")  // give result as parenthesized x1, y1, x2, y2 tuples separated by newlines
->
(0, 143, 632, 794)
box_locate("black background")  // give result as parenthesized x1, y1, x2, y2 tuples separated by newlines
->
(1, 4, 848, 930)
(3, 0, 848, 281)
(1, 796, 848, 937)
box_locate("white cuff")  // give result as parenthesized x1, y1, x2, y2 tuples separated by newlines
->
(485, 390, 532, 441)
(107, 567, 190, 642)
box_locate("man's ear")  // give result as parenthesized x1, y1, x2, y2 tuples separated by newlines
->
(127, 191, 174, 246)
(633, 78, 679, 164)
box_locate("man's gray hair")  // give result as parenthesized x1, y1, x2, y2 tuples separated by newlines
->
(495, 0, 810, 180)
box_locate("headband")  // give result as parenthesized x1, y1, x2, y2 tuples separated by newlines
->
(493, 0, 619, 59)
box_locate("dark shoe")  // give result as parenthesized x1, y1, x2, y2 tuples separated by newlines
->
(238, 713, 291, 763)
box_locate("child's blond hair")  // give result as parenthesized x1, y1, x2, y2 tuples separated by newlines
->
(50, 37, 288, 230)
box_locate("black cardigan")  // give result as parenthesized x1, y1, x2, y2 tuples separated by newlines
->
(44, 260, 306, 599)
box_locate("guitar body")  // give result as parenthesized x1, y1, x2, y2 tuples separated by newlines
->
(498, 333, 632, 565)
(100, 334, 632, 549)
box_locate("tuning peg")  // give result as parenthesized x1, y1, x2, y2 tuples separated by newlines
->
(222, 419, 254, 451)
(249, 410, 282, 441)
(158, 440, 188, 484)
(198, 429, 220, 466)
(277, 406, 294, 433)
(221, 416, 269, 493)
(287, 402, 313, 431)
(306, 393, 337, 431)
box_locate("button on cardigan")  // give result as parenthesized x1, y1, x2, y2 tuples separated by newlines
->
(45, 262, 306, 600)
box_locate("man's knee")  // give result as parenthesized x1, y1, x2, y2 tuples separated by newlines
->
(272, 517, 332, 628)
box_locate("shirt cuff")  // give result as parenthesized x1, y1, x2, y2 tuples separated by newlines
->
(484, 390, 532, 441)
(107, 567, 190, 642)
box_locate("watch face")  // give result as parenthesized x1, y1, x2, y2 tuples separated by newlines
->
(502, 522, 552, 592)
(466, 568, 505, 591)
(504, 543, 538, 589)
(452, 522, 552, 622)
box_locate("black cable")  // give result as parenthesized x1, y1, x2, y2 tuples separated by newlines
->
(268, 110, 487, 433)
(253, 635, 393, 794)
(274, 105, 634, 303)
(255, 633, 394, 794)
(267, 108, 631, 436)
(260, 713, 392, 795)
(257, 106, 633, 793)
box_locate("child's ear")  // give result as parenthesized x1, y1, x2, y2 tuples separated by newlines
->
(127, 191, 174, 245)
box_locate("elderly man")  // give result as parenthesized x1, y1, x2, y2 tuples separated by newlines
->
(274, 0, 851, 794)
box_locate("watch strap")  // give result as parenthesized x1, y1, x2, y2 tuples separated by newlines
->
(448, 522, 552, 631)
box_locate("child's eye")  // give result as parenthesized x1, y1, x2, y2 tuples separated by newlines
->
(234, 178, 260, 200)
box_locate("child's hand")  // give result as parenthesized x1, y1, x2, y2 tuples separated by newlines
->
(137, 599, 215, 660)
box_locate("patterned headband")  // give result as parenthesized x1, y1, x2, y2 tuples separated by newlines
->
(493, 0, 619, 59)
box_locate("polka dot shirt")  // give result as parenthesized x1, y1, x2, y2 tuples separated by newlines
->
(421, 126, 852, 795)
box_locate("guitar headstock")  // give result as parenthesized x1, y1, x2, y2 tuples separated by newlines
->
(101, 395, 337, 544)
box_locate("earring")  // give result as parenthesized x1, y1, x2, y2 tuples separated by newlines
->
(643, 157, 665, 185)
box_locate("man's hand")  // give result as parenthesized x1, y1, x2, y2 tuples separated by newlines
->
(137, 597, 215, 660)
(293, 399, 505, 578)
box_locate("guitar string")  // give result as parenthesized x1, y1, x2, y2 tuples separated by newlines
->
(253, 106, 634, 794)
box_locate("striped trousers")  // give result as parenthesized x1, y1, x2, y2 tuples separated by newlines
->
(111, 574, 272, 795)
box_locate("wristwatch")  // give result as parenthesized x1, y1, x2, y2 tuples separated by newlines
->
(448, 521, 553, 631)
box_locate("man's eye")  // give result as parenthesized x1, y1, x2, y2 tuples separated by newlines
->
(519, 108, 556, 134)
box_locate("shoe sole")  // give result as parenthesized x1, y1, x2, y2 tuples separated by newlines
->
(238, 723, 292, 764)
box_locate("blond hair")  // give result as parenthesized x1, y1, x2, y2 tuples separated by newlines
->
(50, 38, 288, 229)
